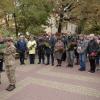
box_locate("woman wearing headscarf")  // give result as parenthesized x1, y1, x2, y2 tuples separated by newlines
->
(54, 38, 64, 66)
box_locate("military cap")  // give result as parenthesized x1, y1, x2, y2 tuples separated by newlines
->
(5, 37, 13, 42)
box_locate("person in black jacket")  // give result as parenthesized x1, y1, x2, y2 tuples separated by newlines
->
(61, 35, 67, 61)
(37, 38, 45, 64)
(49, 35, 56, 66)
(66, 36, 76, 67)
(87, 34, 99, 73)
(44, 37, 52, 65)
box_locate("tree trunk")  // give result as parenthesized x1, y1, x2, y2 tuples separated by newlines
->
(13, 13, 18, 36)
(4, 14, 9, 28)
(58, 12, 64, 33)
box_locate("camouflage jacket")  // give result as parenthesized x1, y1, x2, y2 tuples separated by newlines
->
(4, 44, 16, 66)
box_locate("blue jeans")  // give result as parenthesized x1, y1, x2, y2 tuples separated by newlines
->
(96, 56, 100, 65)
(79, 53, 86, 69)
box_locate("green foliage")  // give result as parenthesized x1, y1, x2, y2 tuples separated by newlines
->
(72, 0, 100, 34)
(0, 0, 53, 35)
(0, 28, 14, 36)
(0, 0, 100, 35)
(27, 25, 45, 35)
(53, 0, 100, 34)
(0, 0, 14, 16)
(15, 0, 53, 35)
(85, 24, 100, 35)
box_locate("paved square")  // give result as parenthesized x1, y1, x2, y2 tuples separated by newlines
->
(0, 61, 100, 100)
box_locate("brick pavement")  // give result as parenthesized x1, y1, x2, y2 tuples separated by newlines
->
(0, 60, 100, 100)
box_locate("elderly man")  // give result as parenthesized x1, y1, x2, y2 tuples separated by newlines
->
(77, 35, 88, 71)
(87, 34, 99, 73)
(16, 35, 27, 65)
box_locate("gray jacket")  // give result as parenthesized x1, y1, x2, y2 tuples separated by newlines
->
(77, 39, 88, 54)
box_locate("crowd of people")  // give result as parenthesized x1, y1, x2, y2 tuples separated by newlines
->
(15, 33, 100, 72)
(0, 33, 100, 91)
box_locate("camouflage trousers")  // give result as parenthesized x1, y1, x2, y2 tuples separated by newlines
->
(5, 65, 16, 85)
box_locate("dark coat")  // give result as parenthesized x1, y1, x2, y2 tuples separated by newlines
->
(87, 39, 99, 59)
(49, 36, 56, 52)
(16, 40, 27, 52)
(87, 39, 99, 54)
(37, 42, 45, 54)
(45, 41, 51, 55)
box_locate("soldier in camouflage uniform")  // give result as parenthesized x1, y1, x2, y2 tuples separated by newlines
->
(4, 38, 16, 91)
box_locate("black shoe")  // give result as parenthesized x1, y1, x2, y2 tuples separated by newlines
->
(68, 64, 73, 68)
(6, 85, 11, 90)
(6, 85, 16, 91)
(0, 70, 5, 72)
(30, 62, 34, 64)
(67, 64, 70, 67)
(88, 70, 95, 73)
(70, 65, 73, 67)
(20, 63, 25, 65)
(56, 64, 61, 67)
(75, 63, 79, 65)
(56, 64, 59, 67)
(58, 64, 61, 67)
(52, 63, 54, 66)
(78, 68, 86, 71)
(45, 63, 49, 65)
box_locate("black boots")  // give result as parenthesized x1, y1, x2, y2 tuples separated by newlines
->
(78, 68, 86, 71)
(6, 84, 16, 91)
(56, 60, 62, 67)
(67, 64, 73, 68)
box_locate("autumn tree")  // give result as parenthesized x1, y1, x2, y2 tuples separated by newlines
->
(52, 0, 100, 34)
(0, 0, 54, 36)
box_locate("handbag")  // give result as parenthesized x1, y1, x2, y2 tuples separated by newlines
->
(89, 52, 97, 59)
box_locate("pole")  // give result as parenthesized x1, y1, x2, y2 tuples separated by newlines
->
(51, 17, 52, 35)
(12, 0, 18, 36)
(58, 9, 64, 33)
(13, 13, 18, 36)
